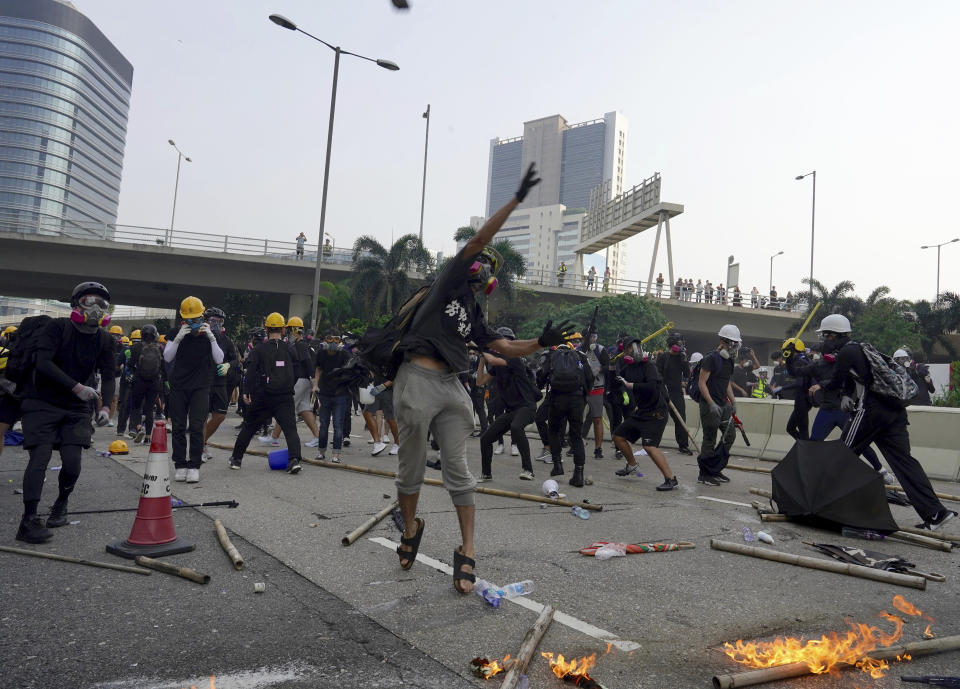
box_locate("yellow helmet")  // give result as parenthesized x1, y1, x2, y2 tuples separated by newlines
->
(120, 336, 131, 345)
(109, 325, 123, 335)
(179, 296, 205, 319)
(108, 439, 130, 455)
(287, 316, 304, 328)
(129, 329, 141, 341)
(158, 334, 167, 344)
(2, 325, 16, 336)
(565, 332, 583, 341)
(781, 337, 805, 358)
(264, 312, 286, 329)
(0, 345, 8, 370)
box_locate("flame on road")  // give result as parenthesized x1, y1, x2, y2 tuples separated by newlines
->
(541, 652, 598, 679)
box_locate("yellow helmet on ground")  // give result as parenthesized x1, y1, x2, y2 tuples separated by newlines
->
(108, 439, 129, 455)
(130, 330, 141, 341)
(158, 334, 166, 344)
(2, 325, 16, 336)
(287, 316, 304, 328)
(109, 325, 123, 335)
(264, 312, 286, 328)
(120, 336, 131, 345)
(179, 296, 205, 319)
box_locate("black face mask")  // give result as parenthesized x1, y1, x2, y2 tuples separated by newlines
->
(820, 336, 842, 355)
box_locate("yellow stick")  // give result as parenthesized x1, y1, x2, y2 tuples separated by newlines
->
(612, 322, 674, 361)
(795, 301, 823, 340)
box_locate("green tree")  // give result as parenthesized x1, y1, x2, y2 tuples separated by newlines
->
(515, 293, 668, 349)
(350, 234, 432, 318)
(316, 280, 353, 331)
(453, 226, 527, 302)
(800, 278, 864, 320)
(913, 292, 960, 360)
(221, 291, 270, 343)
(932, 361, 960, 407)
(855, 300, 921, 354)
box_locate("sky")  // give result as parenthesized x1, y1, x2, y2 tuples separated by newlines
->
(79, 0, 960, 303)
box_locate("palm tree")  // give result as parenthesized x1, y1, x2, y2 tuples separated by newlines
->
(350, 234, 432, 318)
(800, 278, 864, 320)
(913, 291, 960, 359)
(452, 226, 527, 301)
(316, 280, 353, 330)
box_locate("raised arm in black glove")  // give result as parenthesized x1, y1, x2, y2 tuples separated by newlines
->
(538, 319, 573, 348)
(515, 163, 541, 202)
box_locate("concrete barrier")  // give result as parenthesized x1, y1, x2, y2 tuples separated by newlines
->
(730, 399, 773, 459)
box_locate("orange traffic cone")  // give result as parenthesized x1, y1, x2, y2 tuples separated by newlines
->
(107, 420, 194, 559)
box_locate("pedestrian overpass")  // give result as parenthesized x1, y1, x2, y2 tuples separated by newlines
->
(0, 224, 801, 357)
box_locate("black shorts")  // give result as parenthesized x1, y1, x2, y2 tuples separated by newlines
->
(209, 385, 229, 415)
(0, 393, 21, 425)
(20, 398, 93, 449)
(614, 410, 668, 447)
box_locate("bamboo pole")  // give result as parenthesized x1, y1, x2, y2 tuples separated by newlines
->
(342, 500, 399, 546)
(499, 605, 556, 689)
(712, 633, 960, 689)
(0, 545, 151, 576)
(759, 513, 788, 522)
(727, 463, 772, 474)
(887, 531, 952, 552)
(890, 484, 960, 504)
(710, 539, 925, 590)
(896, 524, 959, 543)
(300, 457, 603, 511)
(748, 487, 773, 498)
(134, 556, 210, 584)
(666, 398, 700, 455)
(214, 519, 245, 569)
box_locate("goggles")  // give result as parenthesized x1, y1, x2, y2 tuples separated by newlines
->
(77, 295, 109, 310)
(325, 335, 341, 343)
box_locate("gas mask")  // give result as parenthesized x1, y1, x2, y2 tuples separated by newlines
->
(623, 342, 644, 365)
(467, 246, 502, 295)
(184, 316, 204, 333)
(718, 339, 739, 360)
(70, 294, 110, 328)
(209, 319, 224, 335)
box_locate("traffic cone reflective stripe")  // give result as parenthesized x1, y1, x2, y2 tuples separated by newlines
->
(106, 420, 194, 559)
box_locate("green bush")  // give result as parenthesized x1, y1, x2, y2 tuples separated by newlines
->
(933, 362, 960, 408)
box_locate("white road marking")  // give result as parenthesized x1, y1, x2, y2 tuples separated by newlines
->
(368, 536, 641, 652)
(696, 496, 753, 508)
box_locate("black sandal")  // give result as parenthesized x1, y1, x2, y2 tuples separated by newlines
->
(396, 517, 424, 570)
(453, 546, 476, 594)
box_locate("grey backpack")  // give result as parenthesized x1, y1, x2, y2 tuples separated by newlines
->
(858, 342, 919, 407)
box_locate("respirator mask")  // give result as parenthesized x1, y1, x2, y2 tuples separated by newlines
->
(467, 246, 502, 296)
(70, 294, 110, 328)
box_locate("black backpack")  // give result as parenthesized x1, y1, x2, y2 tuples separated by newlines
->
(4, 315, 56, 386)
(261, 340, 295, 394)
(549, 348, 585, 394)
(358, 285, 431, 380)
(685, 352, 721, 402)
(137, 343, 163, 381)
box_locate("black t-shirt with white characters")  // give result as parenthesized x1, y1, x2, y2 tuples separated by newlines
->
(398, 249, 497, 372)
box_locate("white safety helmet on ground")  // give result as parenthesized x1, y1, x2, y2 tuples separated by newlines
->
(541, 479, 559, 498)
(817, 314, 852, 334)
(690, 352, 704, 364)
(717, 324, 742, 342)
(359, 385, 376, 405)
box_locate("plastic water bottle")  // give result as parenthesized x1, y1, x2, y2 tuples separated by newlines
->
(594, 543, 628, 560)
(170, 498, 184, 507)
(571, 506, 590, 520)
(474, 578, 502, 608)
(842, 527, 885, 541)
(517, 675, 529, 689)
(501, 580, 534, 598)
(756, 531, 775, 545)
(742, 526, 755, 542)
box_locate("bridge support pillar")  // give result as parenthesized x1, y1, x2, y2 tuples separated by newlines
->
(288, 294, 312, 326)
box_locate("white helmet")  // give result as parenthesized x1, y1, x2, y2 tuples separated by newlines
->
(690, 352, 704, 364)
(541, 479, 559, 498)
(359, 385, 376, 405)
(717, 324, 742, 343)
(893, 348, 910, 361)
(817, 314, 852, 334)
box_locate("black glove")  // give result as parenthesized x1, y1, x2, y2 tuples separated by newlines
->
(515, 163, 541, 202)
(538, 319, 573, 348)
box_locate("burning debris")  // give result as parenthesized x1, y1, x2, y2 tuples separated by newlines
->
(541, 652, 608, 689)
(712, 596, 960, 689)
(470, 655, 513, 679)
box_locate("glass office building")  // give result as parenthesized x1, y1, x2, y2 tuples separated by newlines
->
(0, 0, 132, 237)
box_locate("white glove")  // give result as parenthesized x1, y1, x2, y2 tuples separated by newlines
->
(200, 323, 215, 341)
(174, 324, 190, 343)
(71, 383, 99, 402)
(708, 402, 721, 418)
(216, 363, 230, 376)
(96, 409, 110, 426)
(840, 396, 856, 412)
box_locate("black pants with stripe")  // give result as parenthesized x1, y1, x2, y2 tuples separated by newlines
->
(843, 398, 945, 522)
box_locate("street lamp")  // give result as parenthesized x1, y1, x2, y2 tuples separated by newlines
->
(418, 104, 430, 243)
(920, 237, 959, 303)
(795, 170, 816, 304)
(769, 250, 784, 294)
(167, 139, 191, 245)
(268, 13, 399, 332)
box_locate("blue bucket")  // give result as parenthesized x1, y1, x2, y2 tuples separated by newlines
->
(267, 448, 289, 470)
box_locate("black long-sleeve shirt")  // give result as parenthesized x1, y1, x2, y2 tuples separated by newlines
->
(621, 359, 665, 416)
(23, 319, 115, 410)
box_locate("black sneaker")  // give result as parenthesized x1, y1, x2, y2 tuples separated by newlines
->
(46, 501, 69, 528)
(615, 462, 640, 477)
(593, 448, 603, 460)
(16, 515, 52, 543)
(566, 448, 574, 457)
(229, 457, 242, 470)
(477, 473, 493, 483)
(715, 472, 731, 483)
(656, 476, 679, 491)
(614, 450, 624, 460)
(286, 458, 302, 474)
(342, 438, 351, 447)
(678, 447, 694, 456)
(697, 473, 720, 487)
(425, 459, 442, 470)
(916, 510, 958, 531)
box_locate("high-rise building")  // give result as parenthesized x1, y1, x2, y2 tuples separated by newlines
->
(485, 111, 627, 216)
(0, 0, 132, 236)
(484, 111, 628, 281)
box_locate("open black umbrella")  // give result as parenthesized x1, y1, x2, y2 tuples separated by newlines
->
(771, 439, 899, 533)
